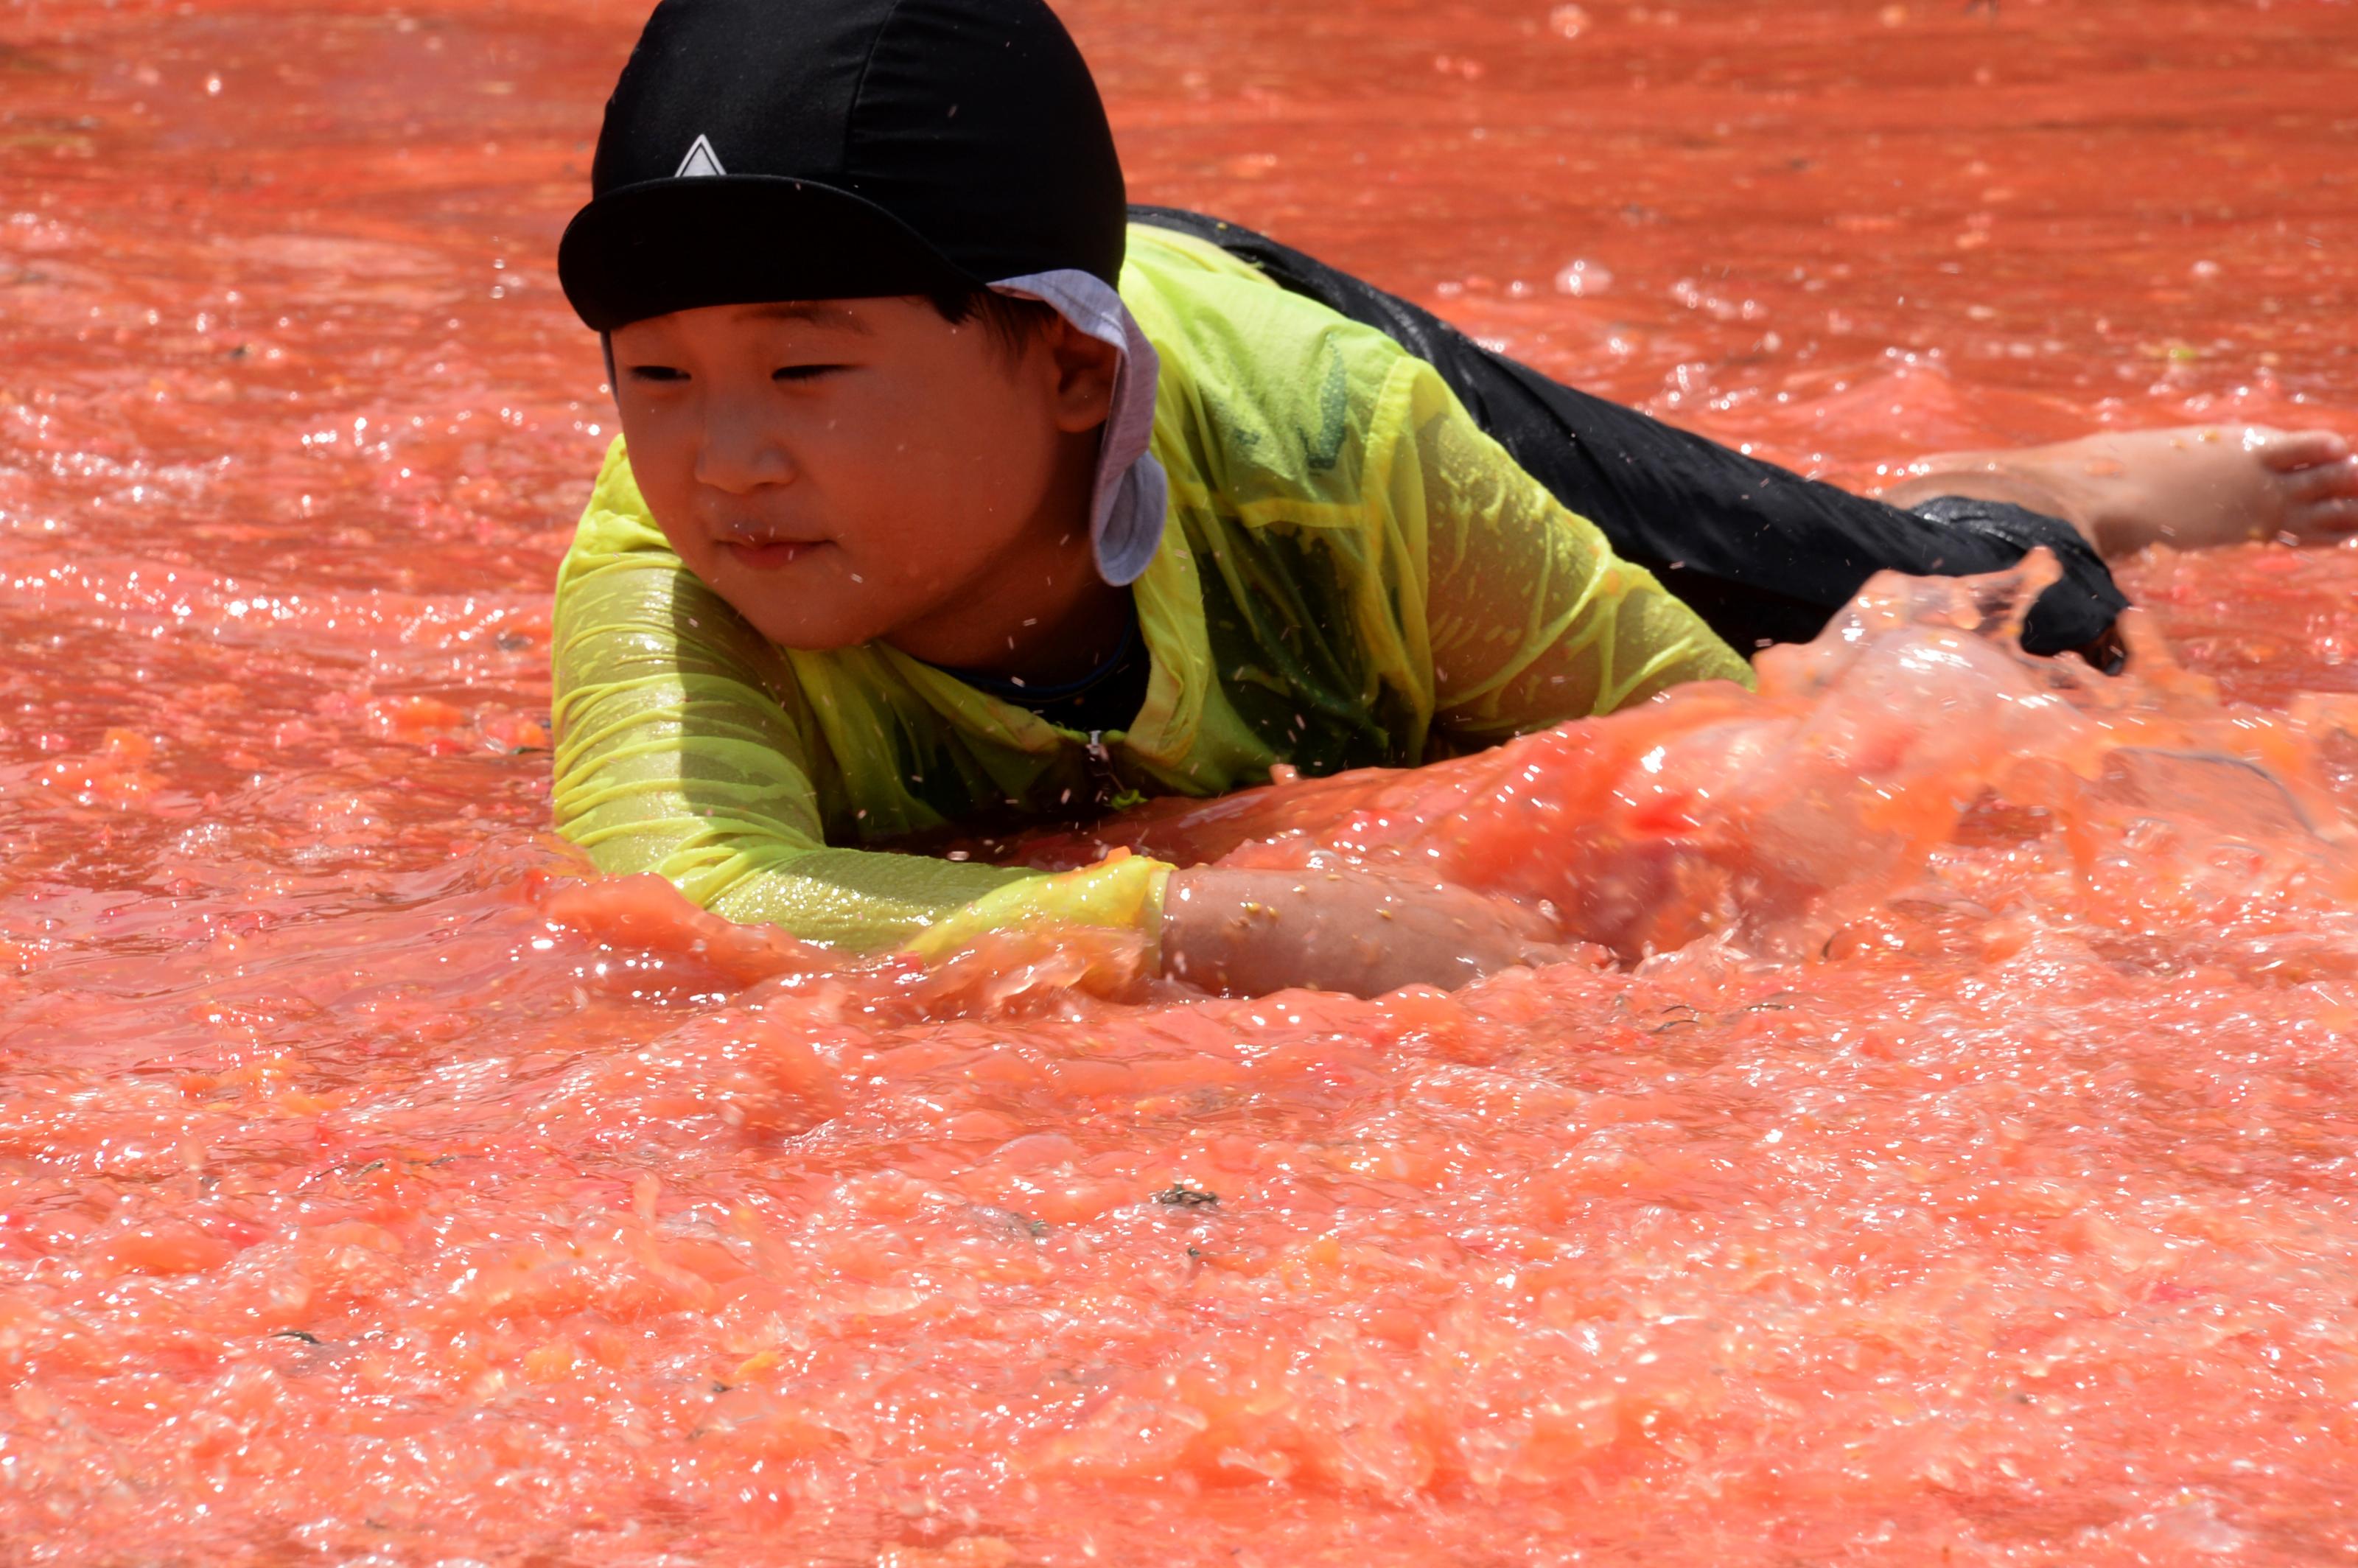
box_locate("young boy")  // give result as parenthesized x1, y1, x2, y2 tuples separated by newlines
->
(551, 0, 2358, 998)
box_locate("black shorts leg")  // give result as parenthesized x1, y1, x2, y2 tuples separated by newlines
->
(1130, 206, 2127, 659)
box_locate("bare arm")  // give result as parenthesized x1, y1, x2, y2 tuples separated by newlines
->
(1159, 864, 1570, 998)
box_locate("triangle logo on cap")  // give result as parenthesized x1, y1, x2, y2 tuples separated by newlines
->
(674, 135, 727, 179)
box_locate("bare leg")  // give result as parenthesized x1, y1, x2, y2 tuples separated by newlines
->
(1883, 424, 2358, 559)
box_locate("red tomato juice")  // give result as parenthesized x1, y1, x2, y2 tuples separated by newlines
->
(5, 0, 2358, 1561)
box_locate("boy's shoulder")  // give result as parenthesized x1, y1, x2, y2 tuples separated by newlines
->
(1121, 222, 1423, 501)
(557, 437, 676, 584)
(1121, 222, 1278, 289)
(1121, 221, 1403, 368)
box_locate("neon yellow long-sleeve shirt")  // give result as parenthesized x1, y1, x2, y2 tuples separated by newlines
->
(550, 225, 1751, 953)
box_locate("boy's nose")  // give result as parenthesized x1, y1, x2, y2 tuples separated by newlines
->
(693, 418, 797, 494)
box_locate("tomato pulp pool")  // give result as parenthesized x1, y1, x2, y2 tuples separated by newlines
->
(6, 1, 2358, 1562)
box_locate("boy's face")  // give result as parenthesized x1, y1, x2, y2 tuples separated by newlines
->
(608, 295, 1110, 655)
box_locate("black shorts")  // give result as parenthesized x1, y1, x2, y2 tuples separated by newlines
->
(1131, 206, 2127, 662)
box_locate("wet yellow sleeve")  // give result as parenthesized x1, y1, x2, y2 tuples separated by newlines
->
(1396, 368, 1754, 742)
(550, 442, 1169, 954)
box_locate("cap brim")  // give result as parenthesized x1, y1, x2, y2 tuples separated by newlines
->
(558, 175, 978, 332)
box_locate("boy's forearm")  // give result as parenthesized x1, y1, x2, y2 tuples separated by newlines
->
(1161, 865, 1567, 998)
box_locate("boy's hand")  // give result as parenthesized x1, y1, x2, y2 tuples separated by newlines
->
(1160, 865, 1571, 998)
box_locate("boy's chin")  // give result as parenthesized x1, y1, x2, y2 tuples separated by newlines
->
(698, 562, 895, 651)
(739, 607, 892, 654)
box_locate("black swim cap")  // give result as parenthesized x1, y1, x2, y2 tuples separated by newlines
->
(558, 0, 1127, 332)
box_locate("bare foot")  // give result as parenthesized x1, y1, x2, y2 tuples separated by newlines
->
(1884, 424, 2358, 559)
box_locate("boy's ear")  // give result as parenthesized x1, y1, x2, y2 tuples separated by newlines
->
(1043, 318, 1122, 435)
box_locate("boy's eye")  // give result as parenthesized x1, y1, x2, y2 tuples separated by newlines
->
(626, 365, 688, 384)
(774, 364, 846, 383)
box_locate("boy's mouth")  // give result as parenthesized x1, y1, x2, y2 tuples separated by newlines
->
(718, 537, 827, 571)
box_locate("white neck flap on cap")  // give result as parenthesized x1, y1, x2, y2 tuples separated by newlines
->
(989, 270, 1168, 587)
